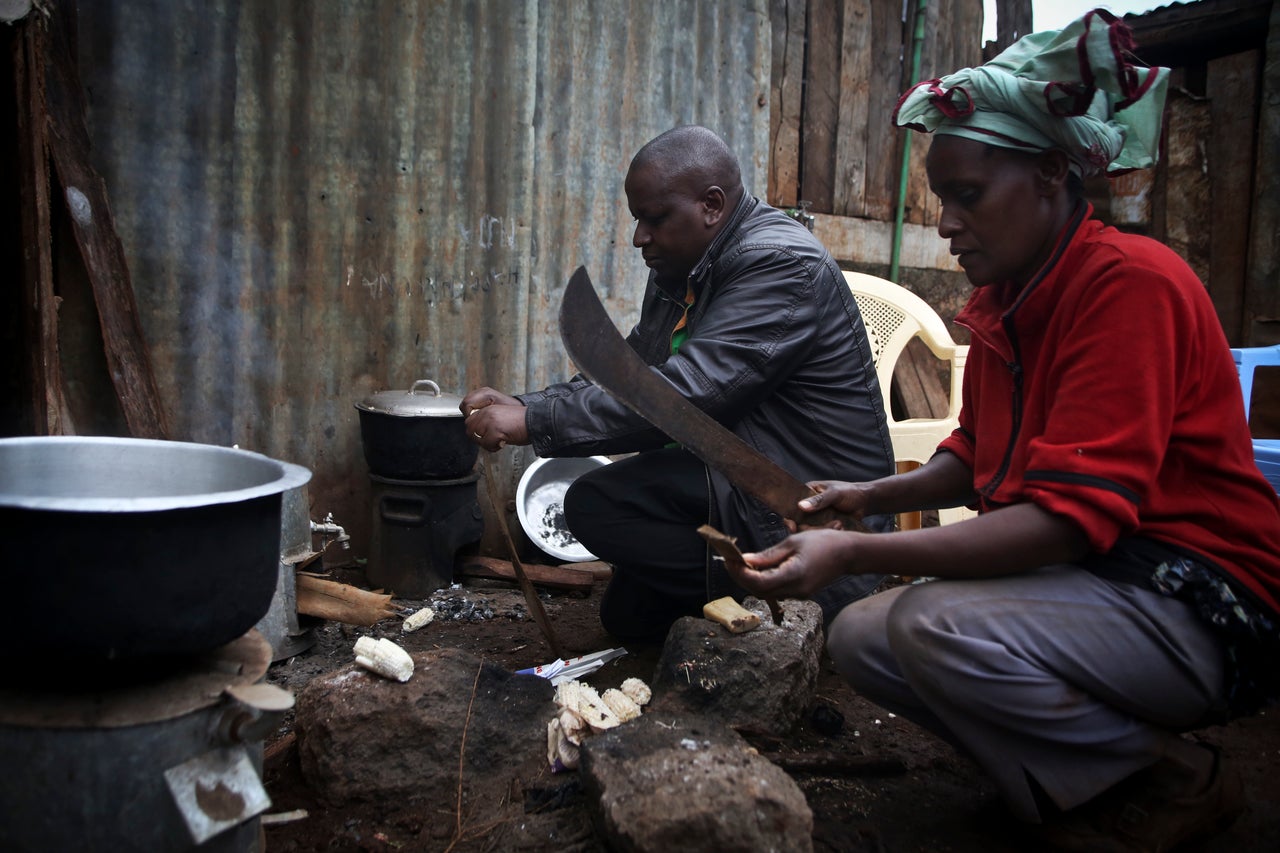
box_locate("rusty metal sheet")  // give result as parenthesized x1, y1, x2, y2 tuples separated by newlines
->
(74, 0, 770, 548)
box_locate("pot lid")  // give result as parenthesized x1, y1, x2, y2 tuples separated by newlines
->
(356, 380, 464, 417)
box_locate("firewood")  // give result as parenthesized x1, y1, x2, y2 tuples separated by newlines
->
(697, 525, 784, 625)
(457, 555, 595, 591)
(295, 574, 399, 626)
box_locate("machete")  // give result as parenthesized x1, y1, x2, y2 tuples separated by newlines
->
(558, 266, 869, 533)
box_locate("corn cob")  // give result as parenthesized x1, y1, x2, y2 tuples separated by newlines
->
(601, 687, 642, 723)
(620, 677, 652, 706)
(401, 607, 435, 633)
(353, 636, 414, 682)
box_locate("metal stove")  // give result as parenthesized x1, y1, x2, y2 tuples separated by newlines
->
(365, 470, 483, 598)
(0, 629, 290, 852)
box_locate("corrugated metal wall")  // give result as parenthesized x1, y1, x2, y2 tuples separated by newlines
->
(75, 0, 769, 548)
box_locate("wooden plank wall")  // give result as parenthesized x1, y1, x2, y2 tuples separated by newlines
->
(768, 0, 983, 226)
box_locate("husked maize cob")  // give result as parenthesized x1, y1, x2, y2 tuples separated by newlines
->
(402, 607, 435, 633)
(555, 679, 621, 732)
(703, 596, 761, 633)
(620, 677, 651, 706)
(601, 687, 642, 723)
(353, 636, 414, 682)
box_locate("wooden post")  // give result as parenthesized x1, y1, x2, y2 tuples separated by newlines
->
(13, 16, 66, 435)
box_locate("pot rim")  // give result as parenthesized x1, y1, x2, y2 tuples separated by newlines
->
(0, 436, 313, 513)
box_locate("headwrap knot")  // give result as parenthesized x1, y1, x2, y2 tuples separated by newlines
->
(892, 9, 1169, 177)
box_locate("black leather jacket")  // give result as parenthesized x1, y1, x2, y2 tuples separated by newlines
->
(519, 193, 894, 551)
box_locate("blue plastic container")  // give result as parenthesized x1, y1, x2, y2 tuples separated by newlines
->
(1254, 439, 1280, 495)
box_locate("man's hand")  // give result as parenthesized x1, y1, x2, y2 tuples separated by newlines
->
(461, 387, 530, 451)
(726, 529, 860, 599)
(782, 480, 875, 533)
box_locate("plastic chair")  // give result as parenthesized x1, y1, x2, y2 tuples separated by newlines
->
(845, 271, 975, 526)
(1231, 345, 1280, 421)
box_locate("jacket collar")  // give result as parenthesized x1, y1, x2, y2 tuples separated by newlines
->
(955, 200, 1092, 358)
(689, 189, 757, 286)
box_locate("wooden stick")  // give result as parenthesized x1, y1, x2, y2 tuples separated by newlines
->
(457, 555, 594, 592)
(481, 463, 566, 660)
(697, 524, 784, 625)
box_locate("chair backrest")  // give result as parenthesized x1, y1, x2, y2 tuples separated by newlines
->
(844, 271, 966, 433)
(844, 271, 974, 526)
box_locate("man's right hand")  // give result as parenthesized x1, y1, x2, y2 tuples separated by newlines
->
(789, 480, 875, 531)
(461, 387, 529, 451)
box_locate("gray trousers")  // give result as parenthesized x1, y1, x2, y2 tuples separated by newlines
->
(826, 565, 1226, 822)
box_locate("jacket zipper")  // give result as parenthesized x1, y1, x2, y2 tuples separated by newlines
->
(982, 321, 1024, 498)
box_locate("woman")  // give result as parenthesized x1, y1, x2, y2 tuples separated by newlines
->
(726, 10, 1280, 850)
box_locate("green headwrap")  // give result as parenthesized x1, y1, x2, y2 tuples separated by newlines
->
(894, 9, 1169, 177)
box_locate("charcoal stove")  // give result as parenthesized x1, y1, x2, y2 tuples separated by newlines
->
(365, 471, 484, 598)
(0, 629, 290, 852)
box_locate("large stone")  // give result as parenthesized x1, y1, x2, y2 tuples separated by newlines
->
(651, 597, 824, 736)
(293, 646, 553, 810)
(580, 711, 813, 853)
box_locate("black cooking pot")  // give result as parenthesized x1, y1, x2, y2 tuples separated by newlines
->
(0, 436, 312, 661)
(354, 379, 478, 480)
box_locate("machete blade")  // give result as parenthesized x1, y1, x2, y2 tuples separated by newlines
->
(559, 266, 866, 531)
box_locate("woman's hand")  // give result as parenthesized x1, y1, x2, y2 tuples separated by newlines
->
(727, 529, 860, 599)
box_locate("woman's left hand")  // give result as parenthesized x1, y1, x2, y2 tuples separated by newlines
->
(728, 529, 860, 599)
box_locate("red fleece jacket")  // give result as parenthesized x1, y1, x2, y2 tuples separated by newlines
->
(939, 204, 1280, 612)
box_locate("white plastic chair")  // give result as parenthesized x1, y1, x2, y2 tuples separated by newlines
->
(845, 271, 975, 526)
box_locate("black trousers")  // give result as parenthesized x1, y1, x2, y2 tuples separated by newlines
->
(563, 447, 732, 641)
(565, 446, 888, 641)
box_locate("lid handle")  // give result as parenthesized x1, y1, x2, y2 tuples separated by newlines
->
(409, 380, 441, 397)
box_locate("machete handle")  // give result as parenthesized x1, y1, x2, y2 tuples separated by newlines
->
(790, 505, 874, 534)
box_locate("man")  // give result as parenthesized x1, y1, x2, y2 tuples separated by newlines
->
(463, 125, 893, 641)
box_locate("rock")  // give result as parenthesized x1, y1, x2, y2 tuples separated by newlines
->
(651, 597, 824, 736)
(293, 646, 553, 810)
(580, 711, 813, 853)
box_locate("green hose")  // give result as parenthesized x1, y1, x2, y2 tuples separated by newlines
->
(890, 0, 929, 283)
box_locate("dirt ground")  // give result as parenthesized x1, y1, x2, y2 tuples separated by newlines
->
(259, 568, 1280, 853)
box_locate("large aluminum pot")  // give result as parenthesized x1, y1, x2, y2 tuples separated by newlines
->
(0, 436, 311, 660)
(354, 379, 478, 480)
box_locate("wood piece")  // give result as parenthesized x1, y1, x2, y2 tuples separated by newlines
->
(13, 13, 65, 435)
(767, 0, 805, 208)
(703, 596, 762, 634)
(1207, 49, 1260, 345)
(833, 0, 871, 218)
(457, 555, 594, 592)
(295, 574, 399, 626)
(799, 0, 839, 212)
(482, 464, 566, 661)
(1243, 0, 1279, 346)
(697, 524, 783, 626)
(42, 4, 168, 438)
(864, 0, 907, 222)
(570, 560, 614, 580)
(264, 731, 297, 763)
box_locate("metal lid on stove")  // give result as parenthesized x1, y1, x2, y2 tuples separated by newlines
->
(355, 379, 464, 417)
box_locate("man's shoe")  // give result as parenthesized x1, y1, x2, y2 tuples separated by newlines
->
(1030, 746, 1245, 852)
